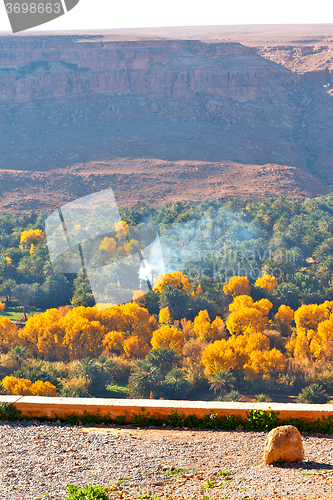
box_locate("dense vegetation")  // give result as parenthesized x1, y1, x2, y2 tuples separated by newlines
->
(1, 195, 333, 401)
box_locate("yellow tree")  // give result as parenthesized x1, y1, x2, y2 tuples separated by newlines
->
(153, 271, 192, 294)
(226, 307, 267, 335)
(151, 325, 184, 354)
(1, 376, 32, 395)
(229, 295, 254, 311)
(180, 318, 195, 341)
(115, 220, 129, 240)
(275, 305, 294, 334)
(309, 319, 333, 359)
(286, 329, 311, 359)
(200, 336, 248, 375)
(159, 307, 172, 324)
(193, 310, 225, 342)
(244, 348, 286, 380)
(255, 274, 278, 292)
(19, 308, 66, 360)
(294, 303, 329, 332)
(30, 380, 58, 396)
(60, 310, 105, 359)
(98, 306, 127, 334)
(20, 229, 45, 250)
(0, 318, 17, 354)
(119, 302, 153, 343)
(103, 331, 125, 355)
(223, 276, 251, 298)
(99, 237, 117, 256)
(123, 336, 149, 359)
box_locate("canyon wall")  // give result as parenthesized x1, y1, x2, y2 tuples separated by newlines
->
(0, 37, 296, 103)
(0, 31, 333, 210)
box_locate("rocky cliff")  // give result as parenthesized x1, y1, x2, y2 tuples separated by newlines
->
(0, 37, 296, 103)
(0, 29, 333, 212)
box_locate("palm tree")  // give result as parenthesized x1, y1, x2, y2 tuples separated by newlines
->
(208, 369, 235, 398)
(76, 358, 98, 379)
(0, 279, 16, 304)
(146, 347, 180, 377)
(164, 368, 190, 399)
(95, 356, 119, 384)
(128, 360, 160, 399)
(9, 346, 29, 369)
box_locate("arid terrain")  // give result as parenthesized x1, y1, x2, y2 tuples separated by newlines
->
(0, 25, 333, 212)
(1, 421, 333, 500)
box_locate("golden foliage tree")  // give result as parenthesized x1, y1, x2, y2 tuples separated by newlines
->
(30, 380, 58, 397)
(123, 335, 149, 359)
(180, 318, 195, 341)
(60, 309, 105, 360)
(223, 276, 251, 298)
(1, 376, 58, 396)
(200, 336, 248, 375)
(244, 348, 286, 380)
(151, 325, 185, 354)
(159, 307, 172, 324)
(226, 295, 272, 335)
(275, 305, 294, 327)
(255, 274, 278, 292)
(1, 376, 32, 395)
(20, 229, 45, 250)
(102, 331, 125, 356)
(201, 329, 284, 380)
(294, 303, 331, 332)
(115, 220, 129, 240)
(226, 307, 267, 335)
(193, 310, 225, 342)
(19, 308, 66, 360)
(153, 271, 192, 294)
(0, 318, 17, 354)
(99, 237, 117, 256)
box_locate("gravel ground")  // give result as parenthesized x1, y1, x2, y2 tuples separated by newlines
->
(0, 421, 333, 500)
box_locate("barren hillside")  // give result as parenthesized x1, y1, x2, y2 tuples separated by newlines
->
(0, 25, 333, 212)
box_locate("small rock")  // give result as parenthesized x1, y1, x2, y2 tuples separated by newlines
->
(263, 425, 304, 465)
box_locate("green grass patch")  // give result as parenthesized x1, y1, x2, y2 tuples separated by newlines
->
(106, 384, 128, 398)
(165, 467, 197, 477)
(0, 307, 23, 321)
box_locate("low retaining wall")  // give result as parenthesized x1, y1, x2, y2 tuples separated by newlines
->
(1, 396, 333, 424)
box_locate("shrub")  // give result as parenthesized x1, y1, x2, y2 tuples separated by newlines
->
(223, 390, 244, 402)
(60, 376, 91, 397)
(253, 393, 272, 402)
(297, 383, 329, 404)
(64, 484, 108, 500)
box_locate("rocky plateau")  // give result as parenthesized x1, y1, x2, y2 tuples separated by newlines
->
(0, 25, 333, 213)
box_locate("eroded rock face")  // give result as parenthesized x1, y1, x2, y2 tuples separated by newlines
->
(0, 37, 294, 103)
(263, 425, 304, 465)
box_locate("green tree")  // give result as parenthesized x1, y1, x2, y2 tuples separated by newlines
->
(13, 284, 36, 320)
(128, 360, 160, 398)
(71, 271, 95, 308)
(162, 368, 190, 399)
(9, 345, 29, 370)
(0, 279, 16, 304)
(146, 347, 180, 378)
(208, 369, 235, 398)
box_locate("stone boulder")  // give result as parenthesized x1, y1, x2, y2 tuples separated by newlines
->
(263, 425, 304, 465)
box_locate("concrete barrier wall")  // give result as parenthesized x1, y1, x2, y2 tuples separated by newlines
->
(1, 396, 333, 424)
